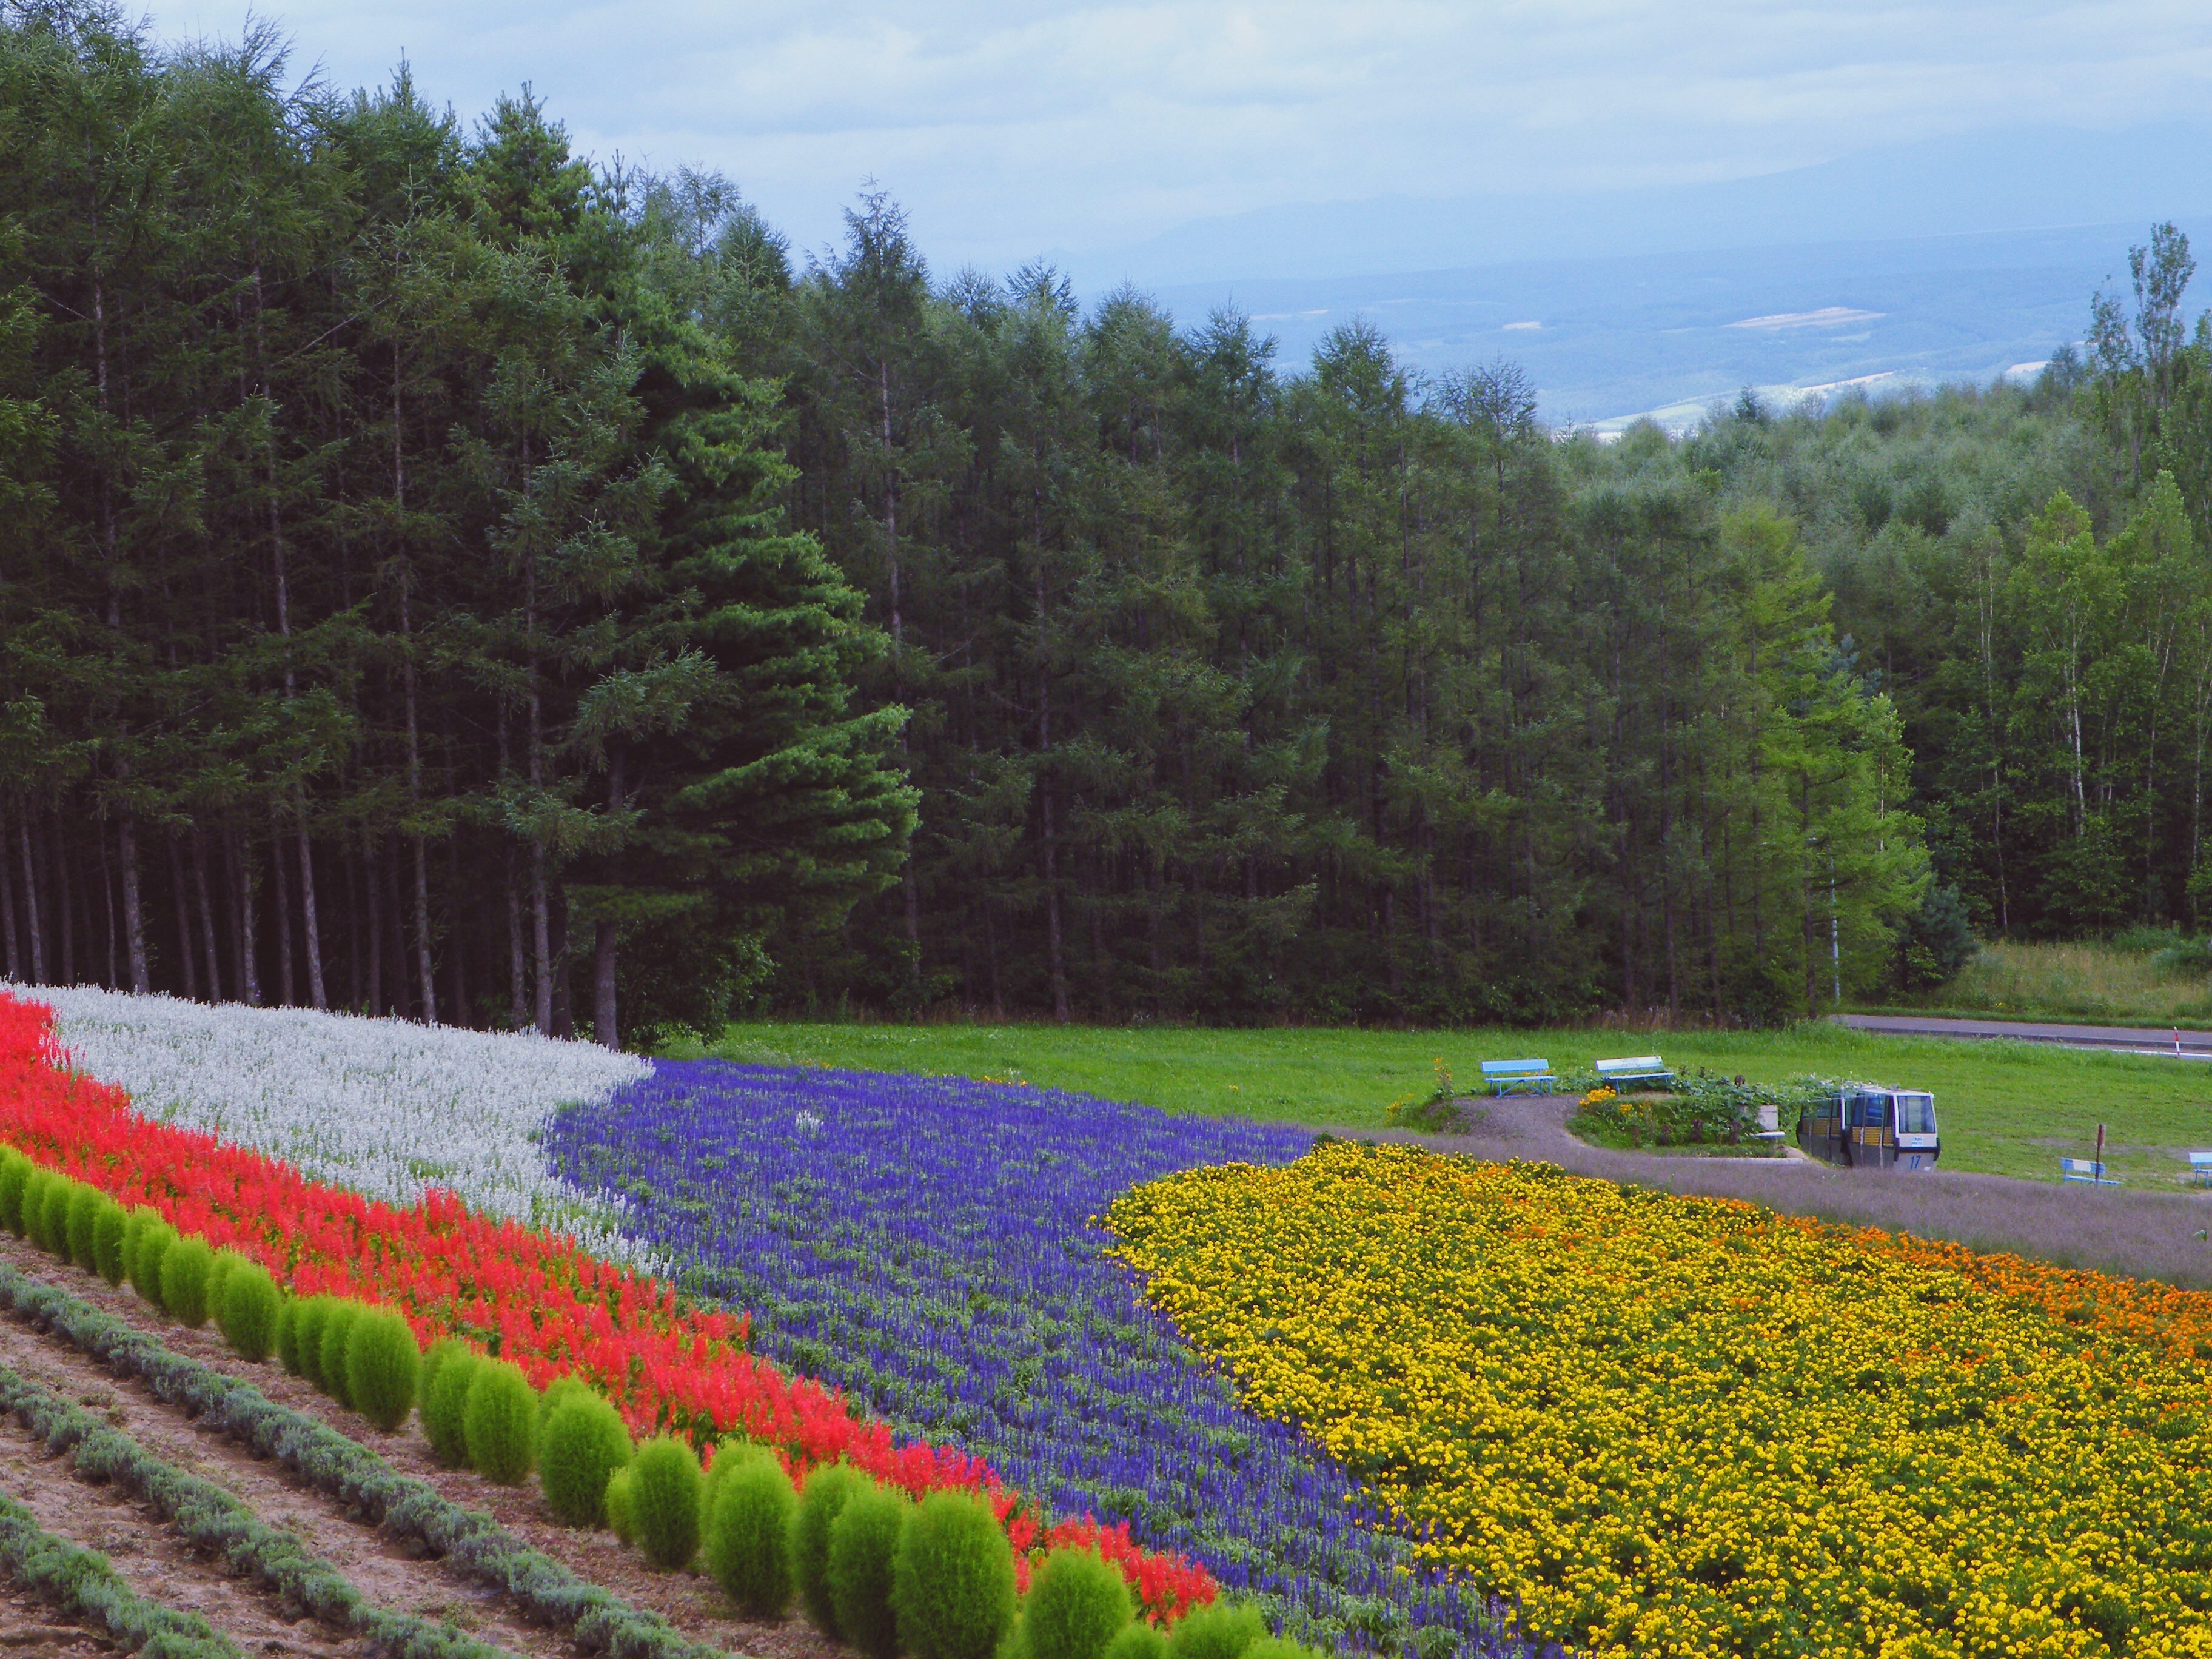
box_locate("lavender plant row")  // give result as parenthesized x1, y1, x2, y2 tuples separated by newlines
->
(546, 1063, 1530, 1659)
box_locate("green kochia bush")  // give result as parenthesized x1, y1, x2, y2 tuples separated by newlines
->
(793, 1463, 866, 1636)
(89, 1199, 129, 1285)
(628, 1435, 703, 1570)
(828, 1478, 911, 1659)
(539, 1392, 633, 1528)
(344, 1308, 420, 1432)
(318, 1301, 367, 1407)
(605, 1465, 638, 1544)
(0, 1146, 27, 1233)
(703, 1452, 797, 1617)
(893, 1489, 1017, 1659)
(417, 1335, 465, 1407)
(216, 1261, 281, 1363)
(536, 1373, 594, 1432)
(463, 1359, 538, 1485)
(21, 1169, 59, 1253)
(126, 1215, 175, 1306)
(1238, 1641, 1322, 1659)
(1165, 1601, 1269, 1659)
(158, 1235, 217, 1327)
(33, 1174, 73, 1257)
(289, 1295, 335, 1384)
(1103, 1624, 1167, 1659)
(63, 1182, 103, 1269)
(1019, 1548, 1132, 1659)
(422, 1347, 484, 1467)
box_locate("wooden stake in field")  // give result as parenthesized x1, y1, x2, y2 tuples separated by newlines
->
(2096, 1122, 2107, 1184)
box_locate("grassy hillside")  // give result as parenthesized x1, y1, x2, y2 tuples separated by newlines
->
(693, 1019, 2212, 1188)
(1876, 937, 2212, 1026)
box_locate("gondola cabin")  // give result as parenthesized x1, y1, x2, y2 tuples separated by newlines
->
(1797, 1085, 1940, 1170)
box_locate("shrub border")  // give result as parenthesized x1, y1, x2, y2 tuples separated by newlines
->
(0, 1259, 730, 1659)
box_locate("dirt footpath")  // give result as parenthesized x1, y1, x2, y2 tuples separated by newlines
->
(1349, 1091, 2212, 1289)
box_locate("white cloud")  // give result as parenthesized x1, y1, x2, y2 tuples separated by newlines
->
(141, 0, 2212, 267)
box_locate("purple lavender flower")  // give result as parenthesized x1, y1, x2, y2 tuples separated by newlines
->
(547, 1062, 1531, 1659)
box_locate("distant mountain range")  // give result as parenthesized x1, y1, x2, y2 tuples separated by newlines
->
(1056, 124, 2212, 429)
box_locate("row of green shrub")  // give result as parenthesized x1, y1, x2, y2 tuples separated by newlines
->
(0, 1148, 1309, 1659)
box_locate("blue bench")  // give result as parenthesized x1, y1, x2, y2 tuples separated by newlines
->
(1594, 1055, 1673, 1088)
(2060, 1158, 2122, 1186)
(1480, 1058, 1555, 1096)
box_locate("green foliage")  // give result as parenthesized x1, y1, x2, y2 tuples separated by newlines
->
(792, 1461, 865, 1635)
(1017, 1548, 1132, 1659)
(62, 1181, 102, 1270)
(1102, 1623, 1167, 1659)
(605, 1464, 637, 1544)
(827, 1478, 911, 1659)
(417, 1336, 465, 1407)
(22, 1169, 61, 1255)
(1238, 1641, 1321, 1659)
(88, 1197, 127, 1286)
(702, 1451, 797, 1617)
(1165, 1600, 1269, 1659)
(536, 1373, 594, 1433)
(0, 1148, 27, 1235)
(891, 1489, 1017, 1659)
(1897, 884, 1979, 990)
(423, 1349, 485, 1467)
(127, 1218, 176, 1309)
(289, 1296, 335, 1384)
(627, 1435, 703, 1569)
(538, 1391, 633, 1527)
(317, 1302, 367, 1407)
(344, 1309, 421, 1432)
(463, 1360, 539, 1484)
(157, 1235, 216, 1328)
(215, 1261, 281, 1364)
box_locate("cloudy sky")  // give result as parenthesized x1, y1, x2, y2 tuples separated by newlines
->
(137, 0, 2212, 270)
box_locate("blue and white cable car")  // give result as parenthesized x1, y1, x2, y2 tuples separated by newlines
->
(1796, 1085, 1940, 1170)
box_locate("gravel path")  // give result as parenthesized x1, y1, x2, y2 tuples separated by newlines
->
(1835, 1011, 2212, 1051)
(1343, 1091, 2212, 1289)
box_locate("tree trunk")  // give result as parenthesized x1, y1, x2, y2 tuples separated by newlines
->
(0, 808, 18, 980)
(270, 814, 295, 1005)
(227, 826, 260, 1006)
(531, 840, 552, 1035)
(17, 815, 42, 985)
(506, 852, 528, 1031)
(364, 839, 384, 1015)
(192, 831, 222, 1001)
(98, 822, 117, 987)
(594, 920, 618, 1048)
(295, 805, 326, 1010)
(118, 813, 149, 993)
(412, 835, 435, 1024)
(53, 818, 74, 985)
(167, 834, 197, 1000)
(549, 886, 572, 1040)
(446, 837, 468, 1028)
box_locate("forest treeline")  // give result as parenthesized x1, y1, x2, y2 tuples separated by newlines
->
(2, 1, 2205, 1036)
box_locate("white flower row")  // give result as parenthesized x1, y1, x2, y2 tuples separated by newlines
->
(13, 984, 657, 1265)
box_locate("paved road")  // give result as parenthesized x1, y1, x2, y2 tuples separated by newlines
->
(1835, 1012, 2212, 1054)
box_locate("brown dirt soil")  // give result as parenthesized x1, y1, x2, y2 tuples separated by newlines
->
(0, 1585, 115, 1654)
(0, 1236, 837, 1659)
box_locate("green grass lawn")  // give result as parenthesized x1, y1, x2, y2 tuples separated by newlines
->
(1869, 937, 2212, 1027)
(690, 1019, 2212, 1188)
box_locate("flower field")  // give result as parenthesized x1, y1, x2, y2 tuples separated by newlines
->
(38, 983, 651, 1260)
(546, 1061, 1513, 1656)
(1108, 1142, 2212, 1658)
(0, 991, 1212, 1621)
